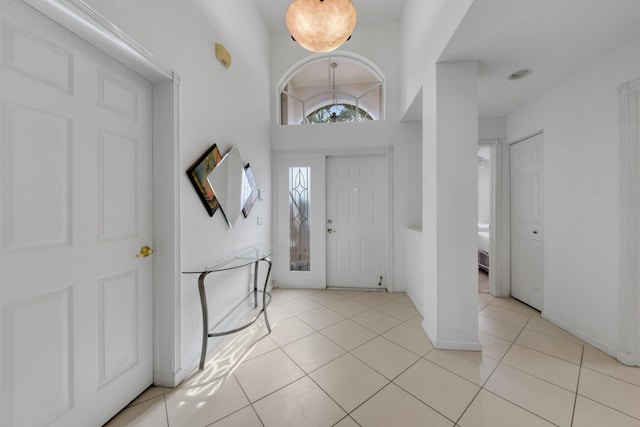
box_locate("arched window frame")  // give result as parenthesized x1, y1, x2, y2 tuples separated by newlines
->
(277, 52, 386, 125)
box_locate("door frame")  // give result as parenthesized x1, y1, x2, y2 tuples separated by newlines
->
(478, 139, 499, 296)
(20, 0, 182, 386)
(619, 77, 640, 366)
(272, 146, 394, 292)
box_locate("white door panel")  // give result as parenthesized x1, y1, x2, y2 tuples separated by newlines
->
(326, 155, 388, 289)
(510, 133, 544, 310)
(0, 2, 153, 426)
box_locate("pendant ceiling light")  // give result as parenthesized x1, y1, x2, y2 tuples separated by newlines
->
(286, 0, 357, 53)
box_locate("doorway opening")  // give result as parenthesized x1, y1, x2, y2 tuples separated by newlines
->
(478, 147, 492, 294)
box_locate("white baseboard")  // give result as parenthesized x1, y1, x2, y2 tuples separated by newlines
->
(406, 290, 423, 316)
(541, 311, 619, 360)
(421, 319, 482, 352)
(434, 339, 483, 351)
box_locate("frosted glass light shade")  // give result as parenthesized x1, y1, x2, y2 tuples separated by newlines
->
(286, 0, 357, 53)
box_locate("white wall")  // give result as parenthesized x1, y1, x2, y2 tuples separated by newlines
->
(84, 0, 273, 383)
(506, 34, 640, 354)
(405, 227, 424, 314)
(401, 0, 479, 348)
(479, 117, 507, 141)
(270, 21, 422, 291)
(421, 61, 480, 349)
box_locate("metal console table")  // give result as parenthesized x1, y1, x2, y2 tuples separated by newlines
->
(183, 245, 274, 369)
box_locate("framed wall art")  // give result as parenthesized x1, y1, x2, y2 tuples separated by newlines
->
(186, 143, 223, 216)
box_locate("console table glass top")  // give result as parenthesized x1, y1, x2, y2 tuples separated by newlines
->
(182, 245, 275, 274)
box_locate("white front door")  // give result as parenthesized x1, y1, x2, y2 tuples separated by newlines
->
(0, 2, 153, 426)
(510, 133, 544, 310)
(326, 155, 388, 289)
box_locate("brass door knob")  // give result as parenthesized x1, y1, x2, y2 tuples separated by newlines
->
(136, 245, 154, 258)
(327, 228, 336, 234)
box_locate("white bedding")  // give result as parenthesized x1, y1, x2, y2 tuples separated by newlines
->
(478, 231, 490, 253)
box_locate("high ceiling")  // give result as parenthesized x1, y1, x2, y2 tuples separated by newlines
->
(258, 0, 640, 118)
(441, 0, 640, 117)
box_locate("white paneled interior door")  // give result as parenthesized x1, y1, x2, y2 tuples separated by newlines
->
(0, 2, 153, 426)
(510, 133, 544, 310)
(326, 155, 388, 289)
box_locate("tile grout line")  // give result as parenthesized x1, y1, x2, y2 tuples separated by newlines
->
(570, 345, 585, 427)
(276, 292, 429, 424)
(454, 387, 483, 426)
(475, 312, 573, 426)
(162, 392, 170, 427)
(288, 291, 522, 425)
(479, 388, 561, 426)
(575, 395, 640, 423)
(227, 371, 260, 423)
(385, 347, 468, 425)
(187, 290, 609, 427)
(579, 360, 640, 389)
(485, 313, 590, 392)
(250, 300, 384, 423)
(283, 304, 388, 423)
(574, 350, 640, 422)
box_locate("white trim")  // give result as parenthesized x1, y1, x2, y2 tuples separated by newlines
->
(22, 0, 183, 385)
(21, 0, 176, 83)
(272, 146, 390, 156)
(619, 77, 640, 366)
(543, 311, 618, 358)
(386, 146, 394, 292)
(421, 319, 483, 351)
(508, 130, 544, 146)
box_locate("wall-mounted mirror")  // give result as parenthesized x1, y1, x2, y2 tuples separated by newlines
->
(207, 145, 248, 228)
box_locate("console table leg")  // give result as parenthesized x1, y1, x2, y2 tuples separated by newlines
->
(198, 272, 209, 370)
(253, 261, 259, 309)
(263, 259, 273, 333)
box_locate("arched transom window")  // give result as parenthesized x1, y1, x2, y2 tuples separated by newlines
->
(279, 54, 384, 125)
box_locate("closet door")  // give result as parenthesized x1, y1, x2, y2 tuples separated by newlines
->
(510, 133, 544, 310)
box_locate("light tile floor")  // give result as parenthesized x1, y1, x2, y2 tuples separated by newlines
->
(105, 289, 640, 427)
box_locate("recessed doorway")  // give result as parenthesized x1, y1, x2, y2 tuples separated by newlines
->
(273, 150, 392, 291)
(478, 145, 493, 294)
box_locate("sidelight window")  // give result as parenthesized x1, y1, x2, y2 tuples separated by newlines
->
(289, 167, 311, 271)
